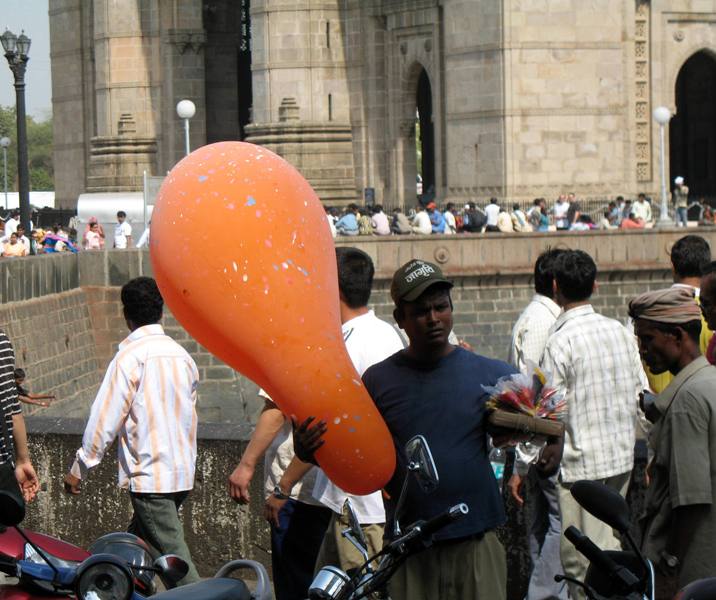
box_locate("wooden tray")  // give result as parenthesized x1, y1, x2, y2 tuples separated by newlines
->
(488, 409, 565, 438)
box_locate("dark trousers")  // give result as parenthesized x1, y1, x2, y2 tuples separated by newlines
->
(271, 499, 331, 600)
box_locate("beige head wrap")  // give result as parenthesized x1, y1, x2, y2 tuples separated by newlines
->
(628, 287, 702, 324)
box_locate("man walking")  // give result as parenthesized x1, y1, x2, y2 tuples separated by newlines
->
(631, 287, 716, 598)
(541, 250, 647, 599)
(508, 248, 568, 600)
(64, 277, 200, 586)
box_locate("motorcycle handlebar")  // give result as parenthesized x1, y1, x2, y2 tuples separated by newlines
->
(564, 526, 640, 591)
(419, 503, 470, 538)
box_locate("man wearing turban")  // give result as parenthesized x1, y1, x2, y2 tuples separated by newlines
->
(630, 287, 716, 598)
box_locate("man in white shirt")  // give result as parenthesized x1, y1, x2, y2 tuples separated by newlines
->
(15, 225, 30, 254)
(370, 205, 391, 236)
(227, 248, 403, 598)
(553, 195, 570, 230)
(632, 193, 653, 224)
(411, 205, 432, 235)
(4, 211, 19, 237)
(114, 210, 133, 248)
(443, 203, 457, 234)
(508, 249, 568, 600)
(484, 197, 501, 232)
(64, 277, 200, 586)
(541, 250, 647, 599)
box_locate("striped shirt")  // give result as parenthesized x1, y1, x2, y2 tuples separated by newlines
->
(541, 305, 647, 482)
(509, 294, 561, 371)
(70, 324, 199, 493)
(0, 333, 20, 466)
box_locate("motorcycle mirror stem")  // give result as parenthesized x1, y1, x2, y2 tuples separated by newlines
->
(14, 525, 62, 582)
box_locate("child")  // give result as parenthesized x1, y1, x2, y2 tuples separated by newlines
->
(14, 368, 55, 408)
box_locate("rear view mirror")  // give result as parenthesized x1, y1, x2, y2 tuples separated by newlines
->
(0, 490, 24, 527)
(343, 499, 367, 550)
(153, 555, 189, 586)
(571, 480, 631, 533)
(405, 435, 439, 494)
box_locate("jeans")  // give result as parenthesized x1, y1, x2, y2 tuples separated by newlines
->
(271, 499, 331, 600)
(676, 207, 688, 227)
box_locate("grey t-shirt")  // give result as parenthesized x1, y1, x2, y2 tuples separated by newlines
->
(641, 357, 716, 587)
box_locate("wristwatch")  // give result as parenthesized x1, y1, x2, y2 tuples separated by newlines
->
(272, 485, 290, 500)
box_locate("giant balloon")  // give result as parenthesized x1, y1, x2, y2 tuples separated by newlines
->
(150, 142, 395, 494)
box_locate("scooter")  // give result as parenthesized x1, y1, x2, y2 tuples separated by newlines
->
(555, 479, 655, 600)
(0, 490, 272, 600)
(308, 435, 469, 600)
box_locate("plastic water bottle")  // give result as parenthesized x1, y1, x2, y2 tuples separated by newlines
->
(489, 446, 506, 492)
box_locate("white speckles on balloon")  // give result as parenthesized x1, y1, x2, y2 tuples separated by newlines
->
(281, 262, 289, 269)
(291, 232, 297, 245)
(298, 267, 309, 276)
(304, 201, 308, 206)
(246, 196, 256, 207)
(343, 414, 348, 419)
(256, 210, 262, 218)
(265, 239, 272, 248)
(227, 203, 235, 209)
(334, 417, 341, 425)
(352, 379, 361, 386)
(198, 175, 208, 182)
(232, 262, 238, 272)
(242, 274, 248, 282)
(264, 287, 269, 295)
(273, 264, 279, 271)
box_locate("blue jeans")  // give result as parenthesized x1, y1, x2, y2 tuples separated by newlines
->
(271, 499, 331, 600)
(676, 207, 688, 227)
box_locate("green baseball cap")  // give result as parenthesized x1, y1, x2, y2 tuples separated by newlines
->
(390, 259, 453, 304)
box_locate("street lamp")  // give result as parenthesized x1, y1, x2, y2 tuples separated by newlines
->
(1, 29, 32, 249)
(653, 106, 672, 227)
(176, 99, 196, 157)
(0, 137, 9, 210)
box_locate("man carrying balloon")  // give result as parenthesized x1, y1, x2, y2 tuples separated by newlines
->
(296, 259, 563, 600)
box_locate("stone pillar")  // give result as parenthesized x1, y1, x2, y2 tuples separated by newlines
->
(247, 0, 358, 204)
(86, 0, 160, 191)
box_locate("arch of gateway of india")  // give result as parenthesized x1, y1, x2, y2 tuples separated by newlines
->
(49, 0, 716, 210)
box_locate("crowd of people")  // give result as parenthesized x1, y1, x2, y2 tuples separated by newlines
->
(0, 209, 149, 257)
(3, 234, 716, 600)
(327, 177, 711, 237)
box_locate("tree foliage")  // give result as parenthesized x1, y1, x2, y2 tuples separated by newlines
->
(0, 105, 54, 191)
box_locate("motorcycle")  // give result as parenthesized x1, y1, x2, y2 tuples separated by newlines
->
(556, 479, 655, 600)
(308, 435, 469, 600)
(0, 490, 272, 600)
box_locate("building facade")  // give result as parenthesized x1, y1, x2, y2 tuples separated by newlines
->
(49, 0, 716, 209)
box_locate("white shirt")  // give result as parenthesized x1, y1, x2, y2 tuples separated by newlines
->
(311, 310, 405, 523)
(541, 305, 647, 482)
(632, 200, 652, 223)
(510, 294, 561, 372)
(70, 324, 199, 493)
(411, 211, 432, 235)
(444, 211, 457, 234)
(510, 294, 561, 473)
(553, 201, 570, 228)
(4, 218, 18, 236)
(485, 203, 500, 226)
(114, 221, 132, 248)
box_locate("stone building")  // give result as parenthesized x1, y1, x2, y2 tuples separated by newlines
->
(49, 0, 716, 209)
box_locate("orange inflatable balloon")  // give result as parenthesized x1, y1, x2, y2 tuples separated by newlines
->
(150, 142, 396, 495)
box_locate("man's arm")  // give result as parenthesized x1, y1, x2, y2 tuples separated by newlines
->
(228, 400, 286, 504)
(11, 413, 39, 501)
(263, 455, 315, 528)
(65, 359, 135, 494)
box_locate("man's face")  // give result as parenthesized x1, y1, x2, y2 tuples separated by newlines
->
(701, 275, 716, 330)
(117, 214, 125, 223)
(396, 287, 453, 351)
(634, 319, 680, 375)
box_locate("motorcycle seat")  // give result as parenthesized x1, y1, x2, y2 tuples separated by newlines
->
(152, 577, 252, 600)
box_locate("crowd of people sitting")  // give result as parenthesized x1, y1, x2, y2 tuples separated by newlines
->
(327, 177, 713, 237)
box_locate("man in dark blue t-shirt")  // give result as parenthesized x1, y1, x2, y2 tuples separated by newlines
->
(295, 258, 562, 599)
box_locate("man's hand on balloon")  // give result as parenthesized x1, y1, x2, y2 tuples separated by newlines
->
(291, 416, 326, 465)
(228, 462, 254, 504)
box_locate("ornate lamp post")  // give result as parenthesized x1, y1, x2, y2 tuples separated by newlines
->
(1, 29, 32, 247)
(0, 136, 9, 210)
(176, 100, 196, 157)
(653, 106, 672, 227)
